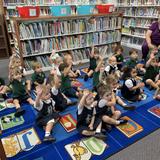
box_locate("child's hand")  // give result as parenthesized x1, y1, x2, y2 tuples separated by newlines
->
(91, 101, 97, 108)
(138, 82, 145, 88)
(36, 88, 43, 97)
(50, 68, 57, 75)
(83, 89, 90, 96)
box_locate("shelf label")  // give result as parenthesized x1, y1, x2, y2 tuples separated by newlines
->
(61, 8, 67, 14)
(29, 9, 37, 17)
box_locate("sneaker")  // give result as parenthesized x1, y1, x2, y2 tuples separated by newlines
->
(141, 94, 147, 100)
(84, 75, 89, 81)
(94, 133, 107, 140)
(67, 101, 77, 106)
(14, 108, 25, 117)
(43, 135, 56, 142)
(119, 119, 128, 125)
(123, 105, 136, 111)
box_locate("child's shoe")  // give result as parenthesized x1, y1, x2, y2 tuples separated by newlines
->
(119, 119, 128, 125)
(14, 108, 25, 117)
(123, 105, 136, 110)
(94, 133, 107, 140)
(43, 135, 56, 142)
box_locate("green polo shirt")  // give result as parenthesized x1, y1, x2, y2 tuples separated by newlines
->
(93, 71, 100, 87)
(11, 79, 27, 98)
(116, 54, 124, 63)
(31, 71, 46, 85)
(126, 59, 137, 68)
(61, 73, 71, 92)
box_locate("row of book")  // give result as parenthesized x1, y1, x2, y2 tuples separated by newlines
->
(19, 17, 122, 39)
(121, 36, 144, 46)
(4, 0, 106, 5)
(118, 0, 160, 5)
(24, 44, 113, 71)
(122, 27, 146, 37)
(21, 31, 121, 55)
(123, 18, 153, 28)
(124, 8, 159, 17)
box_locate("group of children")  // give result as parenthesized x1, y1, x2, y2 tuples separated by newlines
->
(0, 43, 160, 142)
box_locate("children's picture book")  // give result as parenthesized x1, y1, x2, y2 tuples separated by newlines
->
(0, 113, 24, 130)
(81, 68, 89, 74)
(0, 102, 6, 111)
(116, 116, 143, 138)
(2, 127, 41, 157)
(71, 79, 83, 88)
(59, 114, 77, 132)
(148, 106, 160, 118)
(65, 137, 108, 160)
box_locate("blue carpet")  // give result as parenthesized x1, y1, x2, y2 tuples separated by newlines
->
(0, 76, 160, 160)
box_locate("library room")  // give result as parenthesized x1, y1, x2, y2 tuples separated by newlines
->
(0, 0, 160, 160)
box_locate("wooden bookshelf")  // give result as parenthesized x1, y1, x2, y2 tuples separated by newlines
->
(117, 0, 160, 50)
(10, 12, 122, 75)
(0, 14, 9, 59)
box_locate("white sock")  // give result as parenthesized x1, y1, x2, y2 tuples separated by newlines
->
(116, 120, 120, 125)
(96, 128, 101, 133)
(45, 132, 50, 137)
(123, 103, 127, 106)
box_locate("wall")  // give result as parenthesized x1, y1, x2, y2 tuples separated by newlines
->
(0, 0, 4, 14)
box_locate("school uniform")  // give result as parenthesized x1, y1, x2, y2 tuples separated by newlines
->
(51, 87, 68, 112)
(93, 71, 100, 88)
(115, 54, 124, 70)
(11, 78, 30, 103)
(126, 59, 138, 68)
(121, 78, 140, 101)
(96, 99, 113, 118)
(61, 73, 77, 98)
(31, 71, 46, 88)
(36, 99, 60, 127)
(143, 65, 159, 82)
(89, 57, 97, 71)
(77, 105, 101, 134)
(105, 64, 118, 76)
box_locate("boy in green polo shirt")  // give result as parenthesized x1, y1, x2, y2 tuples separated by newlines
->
(59, 63, 80, 98)
(31, 62, 46, 90)
(11, 68, 35, 117)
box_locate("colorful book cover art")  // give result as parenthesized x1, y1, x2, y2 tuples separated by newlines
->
(71, 80, 83, 88)
(81, 68, 89, 74)
(116, 116, 143, 138)
(0, 113, 24, 130)
(59, 114, 77, 132)
(2, 127, 41, 157)
(0, 102, 6, 111)
(65, 137, 108, 160)
(148, 106, 160, 118)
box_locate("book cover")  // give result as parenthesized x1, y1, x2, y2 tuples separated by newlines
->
(0, 102, 6, 111)
(116, 116, 143, 138)
(0, 113, 24, 130)
(148, 106, 160, 118)
(2, 127, 41, 157)
(71, 80, 83, 88)
(81, 68, 89, 74)
(59, 114, 77, 132)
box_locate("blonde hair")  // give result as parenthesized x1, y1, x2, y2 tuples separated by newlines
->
(40, 84, 51, 98)
(32, 61, 42, 70)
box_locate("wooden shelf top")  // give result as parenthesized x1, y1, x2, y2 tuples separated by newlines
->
(10, 12, 123, 22)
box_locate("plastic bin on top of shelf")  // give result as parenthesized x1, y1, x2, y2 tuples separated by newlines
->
(96, 4, 114, 14)
(76, 5, 95, 15)
(50, 6, 71, 16)
(17, 6, 40, 18)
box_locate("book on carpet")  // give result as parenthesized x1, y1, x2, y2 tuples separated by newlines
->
(116, 116, 143, 138)
(59, 114, 77, 132)
(1, 127, 41, 157)
(0, 113, 24, 130)
(65, 137, 108, 160)
(148, 106, 160, 118)
(71, 79, 83, 88)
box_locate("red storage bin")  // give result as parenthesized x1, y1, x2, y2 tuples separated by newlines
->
(17, 6, 40, 18)
(96, 4, 114, 14)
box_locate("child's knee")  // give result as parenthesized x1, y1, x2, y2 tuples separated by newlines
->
(114, 110, 121, 117)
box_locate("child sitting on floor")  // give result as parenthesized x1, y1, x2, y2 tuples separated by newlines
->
(11, 68, 35, 117)
(121, 67, 145, 102)
(84, 46, 101, 81)
(64, 52, 81, 78)
(126, 49, 145, 76)
(48, 71, 76, 112)
(49, 50, 62, 76)
(114, 45, 124, 71)
(143, 53, 160, 90)
(96, 84, 128, 127)
(35, 85, 60, 142)
(105, 56, 120, 78)
(59, 63, 80, 98)
(31, 62, 46, 90)
(77, 89, 106, 140)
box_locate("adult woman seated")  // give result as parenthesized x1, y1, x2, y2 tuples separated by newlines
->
(142, 20, 160, 61)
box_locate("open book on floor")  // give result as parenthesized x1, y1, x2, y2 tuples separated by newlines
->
(148, 106, 160, 118)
